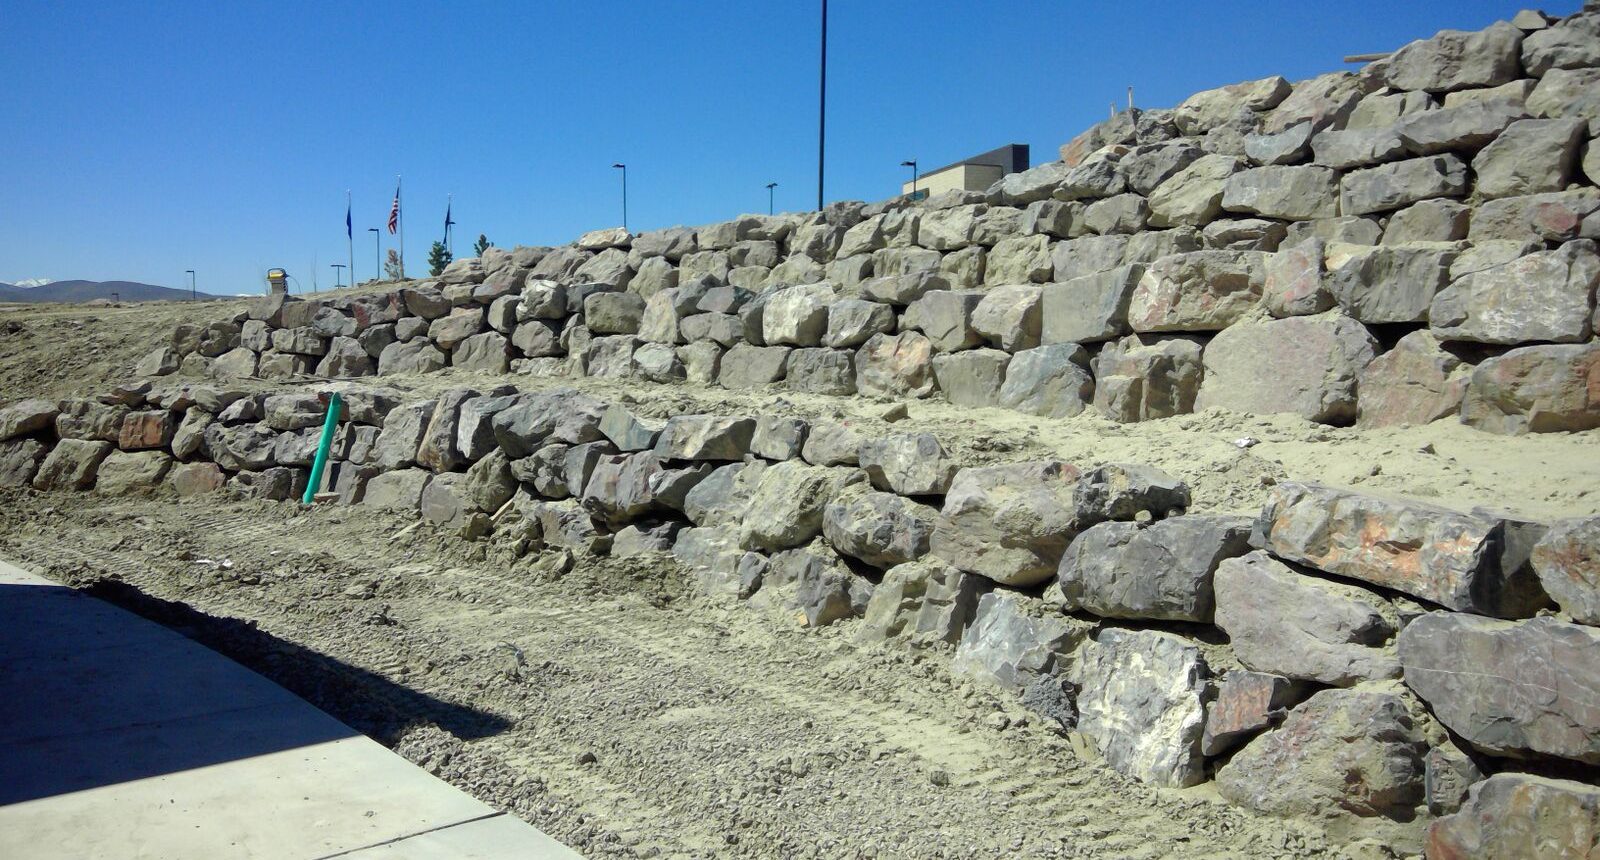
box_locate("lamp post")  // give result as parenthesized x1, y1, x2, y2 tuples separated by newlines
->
(185, 269, 195, 301)
(766, 182, 778, 215)
(611, 163, 628, 231)
(331, 263, 346, 288)
(367, 228, 380, 281)
(902, 160, 919, 197)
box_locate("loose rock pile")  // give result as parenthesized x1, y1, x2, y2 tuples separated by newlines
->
(10, 5, 1600, 856)
(144, 10, 1600, 437)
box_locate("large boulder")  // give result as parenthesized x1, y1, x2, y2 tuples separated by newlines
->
(1195, 311, 1377, 423)
(1127, 250, 1265, 332)
(1460, 343, 1600, 435)
(751, 542, 874, 628)
(822, 487, 939, 569)
(856, 558, 989, 647)
(1201, 670, 1311, 757)
(717, 344, 789, 388)
(931, 349, 1009, 408)
(857, 432, 956, 496)
(929, 460, 1081, 586)
(1214, 551, 1401, 686)
(738, 460, 864, 552)
(1058, 515, 1252, 622)
(855, 332, 937, 399)
(763, 283, 835, 346)
(682, 460, 767, 527)
(970, 284, 1043, 351)
(1339, 155, 1470, 216)
(1215, 685, 1425, 819)
(372, 400, 433, 470)
(1468, 188, 1600, 244)
(1324, 244, 1456, 324)
(1070, 629, 1209, 788)
(998, 344, 1095, 419)
(1220, 165, 1340, 220)
(0, 439, 47, 487)
(1091, 335, 1202, 423)
(1430, 241, 1598, 345)
(0, 399, 58, 441)
(1472, 117, 1588, 198)
(94, 450, 172, 494)
(1356, 330, 1472, 428)
(1146, 154, 1242, 228)
(1532, 516, 1600, 626)
(32, 439, 113, 490)
(653, 415, 754, 461)
(1383, 21, 1524, 93)
(950, 591, 1089, 692)
(414, 388, 479, 472)
(1426, 773, 1600, 860)
(1039, 265, 1140, 344)
(1254, 482, 1552, 617)
(1400, 612, 1600, 764)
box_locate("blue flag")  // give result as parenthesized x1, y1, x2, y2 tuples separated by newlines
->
(346, 202, 353, 239)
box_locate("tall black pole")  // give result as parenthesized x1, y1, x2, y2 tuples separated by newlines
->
(612, 163, 628, 231)
(817, 0, 827, 211)
(767, 182, 777, 215)
(186, 269, 195, 301)
(368, 228, 380, 279)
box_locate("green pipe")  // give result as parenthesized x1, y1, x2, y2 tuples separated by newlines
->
(302, 392, 343, 504)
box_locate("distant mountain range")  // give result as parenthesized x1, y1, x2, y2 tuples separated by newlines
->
(0, 280, 226, 303)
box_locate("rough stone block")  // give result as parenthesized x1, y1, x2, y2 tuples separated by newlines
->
(1071, 629, 1209, 788)
(1195, 311, 1377, 423)
(1058, 515, 1252, 622)
(998, 344, 1095, 419)
(1460, 342, 1600, 435)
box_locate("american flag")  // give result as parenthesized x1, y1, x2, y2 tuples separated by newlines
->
(387, 184, 400, 234)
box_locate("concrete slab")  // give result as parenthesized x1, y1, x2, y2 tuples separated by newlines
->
(0, 557, 579, 859)
(332, 814, 580, 859)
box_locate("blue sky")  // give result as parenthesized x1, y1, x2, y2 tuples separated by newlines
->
(0, 1, 1578, 293)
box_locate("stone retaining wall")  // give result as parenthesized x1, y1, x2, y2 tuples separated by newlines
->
(5, 378, 1600, 850)
(149, 8, 1600, 437)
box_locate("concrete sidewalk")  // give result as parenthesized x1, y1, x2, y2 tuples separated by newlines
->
(0, 558, 578, 859)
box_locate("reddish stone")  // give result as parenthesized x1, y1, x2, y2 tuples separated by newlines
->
(117, 410, 176, 451)
(169, 462, 226, 496)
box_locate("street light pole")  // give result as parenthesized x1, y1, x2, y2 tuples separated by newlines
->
(766, 182, 778, 215)
(368, 228, 380, 281)
(818, 0, 827, 211)
(331, 263, 346, 287)
(612, 163, 628, 231)
(185, 269, 195, 301)
(902, 160, 919, 197)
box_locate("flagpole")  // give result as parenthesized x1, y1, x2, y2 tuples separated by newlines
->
(447, 193, 453, 256)
(397, 175, 405, 279)
(347, 189, 355, 287)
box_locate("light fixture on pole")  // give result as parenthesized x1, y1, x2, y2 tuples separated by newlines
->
(185, 269, 196, 301)
(331, 263, 346, 287)
(766, 182, 778, 215)
(367, 228, 380, 280)
(611, 163, 628, 231)
(901, 160, 919, 197)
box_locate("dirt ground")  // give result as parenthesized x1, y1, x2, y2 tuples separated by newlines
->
(6, 293, 1599, 858)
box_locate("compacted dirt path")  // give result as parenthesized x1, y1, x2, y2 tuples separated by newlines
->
(0, 490, 1352, 859)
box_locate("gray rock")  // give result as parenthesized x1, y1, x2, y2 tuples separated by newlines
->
(1426, 773, 1600, 858)
(1473, 118, 1587, 198)
(1309, 126, 1408, 170)
(1532, 516, 1600, 626)
(428, 308, 485, 350)
(1384, 21, 1524, 93)
(32, 439, 113, 490)
(855, 332, 937, 399)
(598, 405, 660, 452)
(1091, 335, 1202, 423)
(0, 439, 48, 488)
(677, 341, 722, 385)
(1040, 265, 1140, 344)
(654, 415, 754, 461)
(581, 451, 664, 524)
(983, 235, 1054, 285)
(999, 344, 1095, 419)
(1394, 101, 1529, 154)
(1339, 154, 1470, 216)
(1356, 330, 1472, 428)
(1059, 515, 1251, 622)
(930, 349, 1009, 409)
(967, 285, 1042, 351)
(462, 448, 516, 513)
(821, 299, 895, 349)
(202, 423, 277, 471)
(857, 432, 956, 496)
(1527, 67, 1600, 135)
(1469, 188, 1600, 244)
(682, 460, 767, 527)
(1173, 76, 1290, 136)
(856, 558, 989, 647)
(1243, 121, 1314, 165)
(1325, 244, 1456, 324)
(1051, 234, 1130, 281)
(528, 499, 612, 555)
(951, 591, 1090, 692)
(763, 283, 836, 346)
(1214, 551, 1401, 686)
(451, 331, 510, 373)
(1082, 193, 1150, 235)
(377, 339, 447, 375)
(1146, 154, 1242, 228)
(1221, 165, 1340, 220)
(1196, 311, 1377, 423)
(94, 450, 172, 494)
(1216, 685, 1425, 818)
(1431, 241, 1598, 344)
(1400, 613, 1600, 764)
(1201, 671, 1310, 757)
(1073, 462, 1189, 525)
(749, 416, 807, 461)
(1382, 199, 1471, 244)
(679, 312, 744, 346)
(1522, 12, 1600, 75)
(799, 422, 861, 466)
(785, 348, 856, 395)
(415, 389, 479, 472)
(1071, 629, 1209, 788)
(372, 400, 434, 470)
(611, 520, 685, 557)
(860, 271, 948, 306)
(54, 400, 125, 442)
(822, 486, 939, 568)
(1261, 70, 1373, 134)
(716, 343, 789, 389)
(930, 460, 1081, 586)
(1423, 740, 1485, 817)
(363, 468, 431, 512)
(1264, 239, 1333, 317)
(1283, 215, 1384, 246)
(751, 543, 875, 628)
(1254, 481, 1553, 617)
(1128, 250, 1265, 332)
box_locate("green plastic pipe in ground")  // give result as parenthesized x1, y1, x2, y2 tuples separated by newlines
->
(302, 392, 343, 505)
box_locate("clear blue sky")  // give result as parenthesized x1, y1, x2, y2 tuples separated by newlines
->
(0, 1, 1576, 293)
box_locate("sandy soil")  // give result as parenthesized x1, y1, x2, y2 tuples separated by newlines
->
(0, 491, 1362, 859)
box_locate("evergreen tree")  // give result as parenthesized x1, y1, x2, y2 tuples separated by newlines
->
(428, 241, 453, 277)
(474, 233, 491, 256)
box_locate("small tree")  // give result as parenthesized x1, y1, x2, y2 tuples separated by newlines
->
(384, 249, 405, 281)
(428, 241, 453, 277)
(474, 233, 491, 257)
